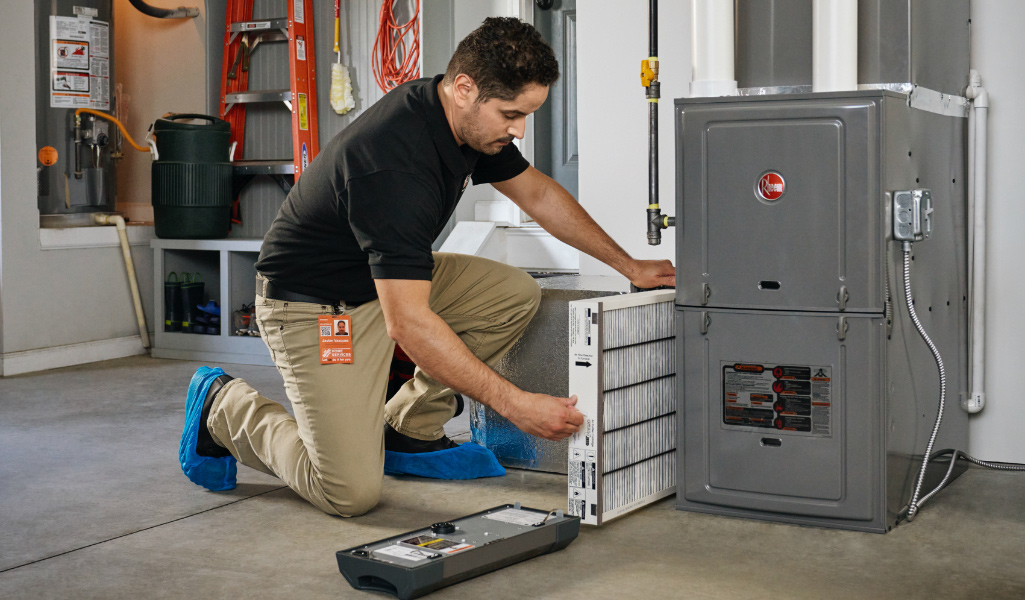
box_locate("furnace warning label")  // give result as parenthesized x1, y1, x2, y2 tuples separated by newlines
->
(722, 362, 832, 436)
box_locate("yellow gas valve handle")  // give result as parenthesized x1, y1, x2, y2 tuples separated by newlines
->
(641, 58, 657, 87)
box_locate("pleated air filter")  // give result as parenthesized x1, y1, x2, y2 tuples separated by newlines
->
(567, 290, 677, 525)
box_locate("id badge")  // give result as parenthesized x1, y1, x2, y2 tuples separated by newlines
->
(319, 315, 353, 364)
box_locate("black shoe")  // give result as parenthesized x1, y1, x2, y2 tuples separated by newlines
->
(197, 374, 233, 458)
(384, 422, 459, 453)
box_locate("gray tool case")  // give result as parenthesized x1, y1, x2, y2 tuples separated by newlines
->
(336, 503, 580, 599)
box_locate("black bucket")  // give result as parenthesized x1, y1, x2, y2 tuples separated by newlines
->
(152, 114, 232, 239)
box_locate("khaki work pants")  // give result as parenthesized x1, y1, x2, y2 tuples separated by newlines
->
(207, 253, 541, 517)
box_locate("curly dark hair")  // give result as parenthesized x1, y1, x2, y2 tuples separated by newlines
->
(444, 17, 560, 102)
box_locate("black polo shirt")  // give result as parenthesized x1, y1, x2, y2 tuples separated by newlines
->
(255, 75, 529, 303)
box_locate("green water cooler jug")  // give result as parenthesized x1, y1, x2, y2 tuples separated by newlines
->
(151, 114, 232, 239)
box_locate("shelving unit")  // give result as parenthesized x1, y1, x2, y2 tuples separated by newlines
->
(151, 238, 272, 366)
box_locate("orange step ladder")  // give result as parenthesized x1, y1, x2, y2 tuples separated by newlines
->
(219, 0, 319, 188)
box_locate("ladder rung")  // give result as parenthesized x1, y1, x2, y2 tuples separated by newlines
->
(232, 160, 296, 176)
(230, 18, 288, 33)
(225, 89, 292, 105)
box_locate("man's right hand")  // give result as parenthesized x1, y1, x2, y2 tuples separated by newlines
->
(502, 392, 584, 441)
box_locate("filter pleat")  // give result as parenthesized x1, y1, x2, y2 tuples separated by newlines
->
(602, 413, 676, 473)
(603, 375, 677, 432)
(603, 302, 676, 349)
(602, 338, 676, 391)
(603, 451, 677, 513)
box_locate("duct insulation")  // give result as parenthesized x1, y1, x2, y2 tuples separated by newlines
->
(568, 290, 677, 525)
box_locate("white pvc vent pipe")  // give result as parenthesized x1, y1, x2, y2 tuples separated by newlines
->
(812, 0, 858, 92)
(965, 70, 989, 413)
(94, 214, 151, 349)
(690, 0, 737, 97)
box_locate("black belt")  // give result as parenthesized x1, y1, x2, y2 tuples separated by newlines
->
(257, 276, 364, 308)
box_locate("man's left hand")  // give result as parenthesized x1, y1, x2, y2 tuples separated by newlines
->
(627, 259, 676, 289)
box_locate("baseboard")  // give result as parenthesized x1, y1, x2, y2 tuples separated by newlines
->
(0, 335, 148, 377)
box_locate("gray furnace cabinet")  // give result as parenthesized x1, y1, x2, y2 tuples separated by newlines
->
(673, 92, 969, 532)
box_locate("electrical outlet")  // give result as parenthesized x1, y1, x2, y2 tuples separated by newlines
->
(892, 189, 933, 242)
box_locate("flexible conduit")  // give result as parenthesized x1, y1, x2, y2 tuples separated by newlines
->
(902, 242, 1025, 520)
(902, 243, 946, 520)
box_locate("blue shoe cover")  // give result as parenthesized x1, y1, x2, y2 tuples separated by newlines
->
(179, 366, 237, 491)
(384, 442, 506, 480)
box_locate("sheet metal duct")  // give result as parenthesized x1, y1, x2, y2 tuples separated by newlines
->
(470, 276, 629, 474)
(734, 0, 970, 95)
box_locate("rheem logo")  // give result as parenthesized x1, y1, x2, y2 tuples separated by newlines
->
(756, 171, 786, 202)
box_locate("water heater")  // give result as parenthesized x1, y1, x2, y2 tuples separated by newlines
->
(35, 0, 118, 226)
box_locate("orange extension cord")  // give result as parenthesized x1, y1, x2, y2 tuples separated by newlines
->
(372, 0, 421, 92)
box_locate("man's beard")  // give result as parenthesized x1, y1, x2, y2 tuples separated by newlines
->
(459, 106, 514, 155)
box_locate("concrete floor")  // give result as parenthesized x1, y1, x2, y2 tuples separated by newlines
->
(1, 356, 1024, 599)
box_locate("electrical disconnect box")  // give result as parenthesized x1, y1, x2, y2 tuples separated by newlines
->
(673, 91, 969, 532)
(893, 189, 933, 242)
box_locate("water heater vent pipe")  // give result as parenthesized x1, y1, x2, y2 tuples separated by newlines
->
(690, 0, 737, 97)
(812, 0, 858, 92)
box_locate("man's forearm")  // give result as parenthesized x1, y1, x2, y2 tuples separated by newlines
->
(495, 168, 636, 278)
(375, 277, 584, 441)
(380, 290, 519, 416)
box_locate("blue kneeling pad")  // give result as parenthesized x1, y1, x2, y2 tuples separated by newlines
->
(179, 366, 237, 491)
(385, 443, 506, 480)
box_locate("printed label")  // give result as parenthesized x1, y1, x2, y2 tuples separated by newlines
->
(53, 71, 90, 93)
(400, 535, 473, 554)
(50, 16, 109, 109)
(295, 35, 306, 61)
(53, 40, 89, 70)
(298, 93, 309, 130)
(482, 508, 546, 527)
(568, 299, 601, 524)
(293, 0, 304, 23)
(373, 544, 435, 563)
(722, 362, 831, 436)
(318, 315, 352, 364)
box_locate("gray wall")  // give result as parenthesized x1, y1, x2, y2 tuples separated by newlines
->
(967, 0, 1025, 463)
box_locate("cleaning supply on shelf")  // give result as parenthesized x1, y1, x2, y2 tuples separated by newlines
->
(181, 273, 206, 333)
(330, 0, 355, 114)
(164, 272, 184, 332)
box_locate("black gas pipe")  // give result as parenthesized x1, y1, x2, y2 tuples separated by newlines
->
(643, 0, 674, 245)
